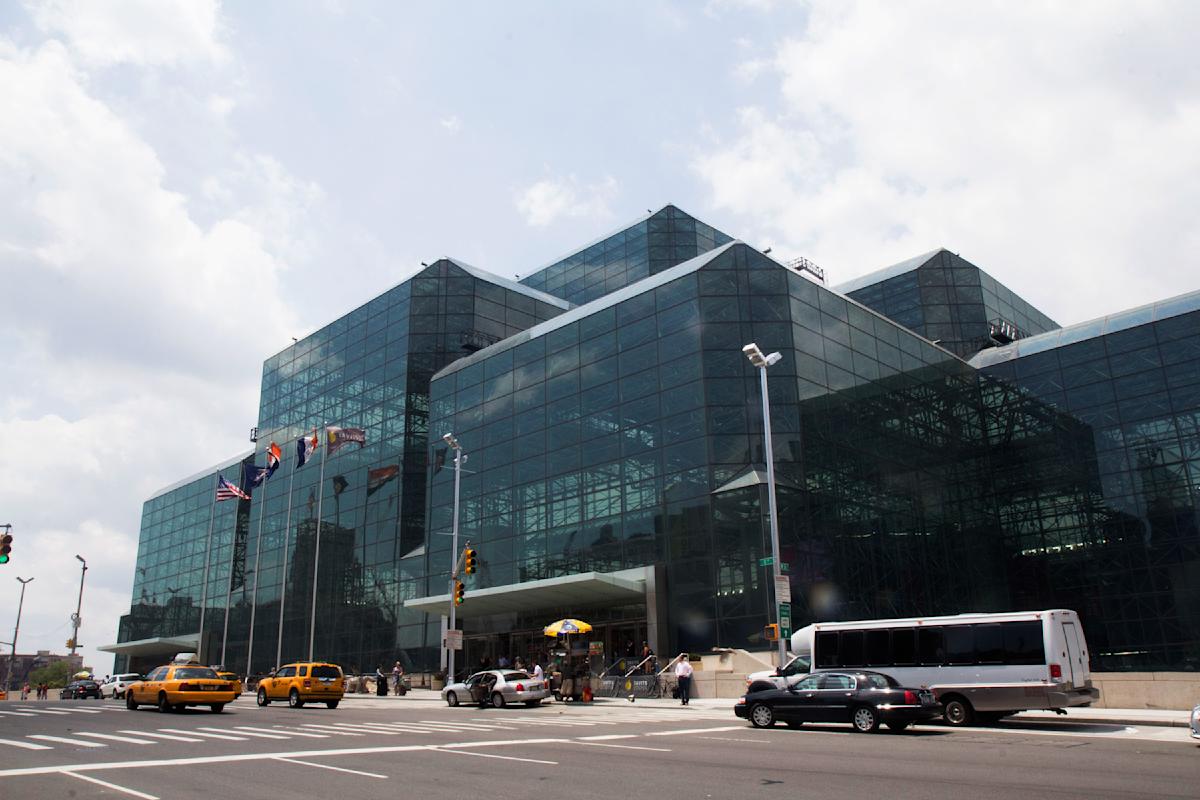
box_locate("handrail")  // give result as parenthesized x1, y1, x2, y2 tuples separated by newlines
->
(623, 655, 656, 678)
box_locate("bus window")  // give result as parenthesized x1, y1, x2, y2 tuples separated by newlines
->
(944, 625, 975, 665)
(866, 629, 891, 666)
(1003, 621, 1045, 665)
(840, 631, 865, 667)
(975, 624, 1004, 664)
(815, 631, 839, 668)
(891, 629, 916, 665)
(918, 627, 945, 665)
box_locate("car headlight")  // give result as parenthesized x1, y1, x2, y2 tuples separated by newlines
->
(736, 697, 747, 705)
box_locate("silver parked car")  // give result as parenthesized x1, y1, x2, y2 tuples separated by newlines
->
(442, 670, 550, 708)
(1190, 703, 1199, 742)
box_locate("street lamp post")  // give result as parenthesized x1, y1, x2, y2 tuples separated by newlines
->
(743, 342, 788, 669)
(6, 577, 33, 692)
(443, 432, 463, 683)
(71, 555, 87, 656)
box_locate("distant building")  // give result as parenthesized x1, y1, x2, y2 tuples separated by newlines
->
(5, 651, 84, 688)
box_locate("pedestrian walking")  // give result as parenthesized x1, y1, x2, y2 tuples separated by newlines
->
(674, 653, 694, 705)
(532, 661, 544, 682)
(21, 682, 30, 700)
(374, 665, 388, 696)
(391, 661, 404, 693)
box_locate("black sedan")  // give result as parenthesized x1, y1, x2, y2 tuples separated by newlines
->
(60, 679, 102, 700)
(734, 670, 942, 733)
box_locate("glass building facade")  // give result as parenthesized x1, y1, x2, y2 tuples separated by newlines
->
(838, 248, 1060, 359)
(112, 209, 1200, 675)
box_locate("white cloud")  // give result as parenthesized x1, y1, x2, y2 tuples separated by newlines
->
(27, 0, 229, 68)
(514, 173, 619, 228)
(440, 115, 461, 135)
(691, 1, 1200, 325)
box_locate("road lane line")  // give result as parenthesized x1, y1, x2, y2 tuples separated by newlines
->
(199, 726, 288, 740)
(121, 731, 203, 743)
(645, 726, 746, 736)
(0, 738, 53, 750)
(699, 736, 770, 743)
(274, 756, 387, 778)
(65, 771, 159, 800)
(430, 747, 557, 765)
(569, 741, 672, 752)
(28, 734, 106, 747)
(76, 732, 159, 745)
(240, 726, 329, 738)
(157, 728, 247, 741)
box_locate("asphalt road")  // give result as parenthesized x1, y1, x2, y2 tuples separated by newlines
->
(1, 697, 1197, 799)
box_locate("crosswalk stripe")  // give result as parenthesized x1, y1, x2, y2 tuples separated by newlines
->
(0, 737, 53, 750)
(418, 720, 513, 730)
(54, 707, 105, 714)
(237, 726, 329, 739)
(120, 730, 204, 743)
(16, 708, 70, 715)
(28, 734, 107, 747)
(76, 732, 159, 745)
(157, 728, 247, 741)
(502, 716, 597, 727)
(197, 726, 288, 740)
(298, 724, 364, 736)
(320, 723, 409, 735)
(0, 710, 37, 717)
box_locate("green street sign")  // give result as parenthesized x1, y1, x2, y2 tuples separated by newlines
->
(780, 562, 790, 574)
(758, 557, 774, 567)
(779, 603, 792, 623)
(781, 626, 791, 639)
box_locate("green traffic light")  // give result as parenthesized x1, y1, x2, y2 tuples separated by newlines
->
(0, 555, 8, 564)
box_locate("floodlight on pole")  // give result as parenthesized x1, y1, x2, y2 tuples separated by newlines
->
(744, 342, 788, 669)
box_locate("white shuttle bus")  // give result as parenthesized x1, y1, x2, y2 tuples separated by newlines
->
(790, 609, 1100, 726)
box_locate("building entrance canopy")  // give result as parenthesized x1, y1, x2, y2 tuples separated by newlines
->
(98, 634, 200, 658)
(404, 567, 649, 619)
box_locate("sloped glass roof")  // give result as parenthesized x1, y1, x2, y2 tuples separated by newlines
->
(833, 248, 946, 294)
(969, 288, 1200, 368)
(444, 257, 571, 309)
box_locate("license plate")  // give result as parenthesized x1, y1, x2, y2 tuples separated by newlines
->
(528, 683, 541, 690)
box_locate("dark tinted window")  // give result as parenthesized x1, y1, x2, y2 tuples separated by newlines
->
(975, 625, 1005, 664)
(298, 666, 308, 677)
(861, 674, 892, 690)
(502, 672, 530, 681)
(1003, 621, 1045, 665)
(815, 631, 839, 668)
(866, 630, 891, 666)
(918, 627, 945, 665)
(839, 631, 865, 667)
(943, 626, 975, 665)
(891, 629, 917, 665)
(820, 674, 854, 689)
(312, 666, 341, 679)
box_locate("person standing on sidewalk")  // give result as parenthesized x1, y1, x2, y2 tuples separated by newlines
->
(673, 653, 694, 705)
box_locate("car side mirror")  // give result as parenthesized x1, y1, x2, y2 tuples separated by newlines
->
(774, 668, 783, 676)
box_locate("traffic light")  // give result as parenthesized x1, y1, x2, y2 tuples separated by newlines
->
(0, 531, 11, 564)
(66, 638, 75, 649)
(454, 581, 465, 605)
(463, 548, 477, 575)
(764, 623, 780, 642)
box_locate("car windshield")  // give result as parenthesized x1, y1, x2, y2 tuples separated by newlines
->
(312, 666, 341, 679)
(174, 667, 218, 679)
(502, 672, 530, 681)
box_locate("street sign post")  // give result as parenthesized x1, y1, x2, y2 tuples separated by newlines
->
(443, 629, 463, 651)
(774, 575, 791, 604)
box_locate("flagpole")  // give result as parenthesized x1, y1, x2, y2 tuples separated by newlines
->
(196, 473, 220, 663)
(275, 442, 299, 671)
(245, 460, 270, 678)
(308, 426, 329, 662)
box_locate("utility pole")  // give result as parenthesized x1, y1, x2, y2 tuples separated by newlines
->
(71, 555, 87, 656)
(6, 577, 33, 691)
(443, 433, 463, 682)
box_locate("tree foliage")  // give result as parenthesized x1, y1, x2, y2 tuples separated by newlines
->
(27, 660, 75, 688)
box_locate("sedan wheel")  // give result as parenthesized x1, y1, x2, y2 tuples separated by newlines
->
(491, 692, 506, 709)
(257, 688, 270, 706)
(445, 691, 459, 707)
(210, 704, 224, 713)
(288, 688, 305, 708)
(749, 703, 775, 728)
(852, 705, 880, 733)
(125, 692, 138, 710)
(157, 694, 173, 713)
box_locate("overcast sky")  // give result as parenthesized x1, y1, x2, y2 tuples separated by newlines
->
(1, 0, 1197, 674)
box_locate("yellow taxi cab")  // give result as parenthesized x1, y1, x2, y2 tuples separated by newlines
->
(215, 670, 243, 697)
(256, 662, 344, 709)
(125, 657, 238, 713)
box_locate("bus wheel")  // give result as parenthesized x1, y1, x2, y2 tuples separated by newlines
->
(942, 695, 975, 726)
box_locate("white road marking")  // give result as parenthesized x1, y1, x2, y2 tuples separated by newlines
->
(298, 724, 364, 736)
(16, 708, 70, 715)
(199, 726, 288, 740)
(76, 732, 159, 745)
(157, 728, 247, 741)
(121, 730, 203, 743)
(418, 719, 513, 730)
(274, 756, 388, 779)
(55, 707, 105, 714)
(569, 741, 672, 752)
(0, 710, 37, 717)
(577, 734, 637, 741)
(28, 734, 106, 747)
(699, 736, 770, 743)
(240, 726, 329, 738)
(0, 737, 53, 750)
(645, 726, 745, 736)
(65, 771, 159, 800)
(430, 747, 558, 765)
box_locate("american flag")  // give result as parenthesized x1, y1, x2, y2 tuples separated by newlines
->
(216, 475, 250, 502)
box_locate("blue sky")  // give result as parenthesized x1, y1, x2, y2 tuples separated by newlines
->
(1, 0, 1197, 673)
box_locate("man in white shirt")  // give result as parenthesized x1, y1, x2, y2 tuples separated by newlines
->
(673, 653, 694, 705)
(532, 661, 545, 682)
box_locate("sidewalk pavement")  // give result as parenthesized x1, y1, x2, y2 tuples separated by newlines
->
(341, 689, 1195, 728)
